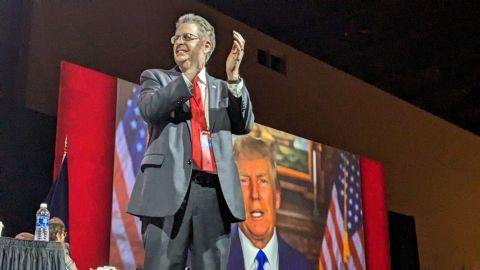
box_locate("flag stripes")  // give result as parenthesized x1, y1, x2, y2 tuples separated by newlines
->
(109, 83, 147, 269)
(320, 153, 365, 270)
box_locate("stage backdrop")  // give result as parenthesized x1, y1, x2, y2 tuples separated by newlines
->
(54, 61, 390, 270)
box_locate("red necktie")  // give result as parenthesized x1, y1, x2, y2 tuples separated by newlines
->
(190, 76, 216, 172)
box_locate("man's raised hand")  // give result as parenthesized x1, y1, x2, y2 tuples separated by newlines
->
(226, 30, 245, 81)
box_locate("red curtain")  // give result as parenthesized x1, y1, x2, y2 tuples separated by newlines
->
(55, 61, 117, 270)
(361, 157, 391, 270)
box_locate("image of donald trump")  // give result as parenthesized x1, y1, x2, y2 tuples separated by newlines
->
(227, 136, 313, 270)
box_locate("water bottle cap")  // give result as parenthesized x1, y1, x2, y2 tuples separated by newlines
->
(40, 203, 48, 208)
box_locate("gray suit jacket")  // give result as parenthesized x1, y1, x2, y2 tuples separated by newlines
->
(127, 68, 254, 221)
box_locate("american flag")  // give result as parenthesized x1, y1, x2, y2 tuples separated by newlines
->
(45, 151, 69, 233)
(110, 82, 147, 269)
(319, 152, 366, 270)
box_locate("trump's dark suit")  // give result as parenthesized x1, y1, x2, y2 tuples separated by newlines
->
(127, 67, 254, 269)
(227, 225, 314, 270)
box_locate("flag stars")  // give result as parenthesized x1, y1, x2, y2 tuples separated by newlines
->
(130, 120, 137, 130)
(134, 107, 140, 116)
(335, 153, 364, 234)
(139, 129, 146, 139)
(135, 142, 143, 152)
(127, 99, 133, 107)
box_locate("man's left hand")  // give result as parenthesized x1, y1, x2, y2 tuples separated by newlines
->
(226, 30, 245, 81)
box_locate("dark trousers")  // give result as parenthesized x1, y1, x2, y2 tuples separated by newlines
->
(142, 172, 232, 270)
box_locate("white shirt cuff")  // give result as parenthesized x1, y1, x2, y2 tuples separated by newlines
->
(227, 79, 243, 98)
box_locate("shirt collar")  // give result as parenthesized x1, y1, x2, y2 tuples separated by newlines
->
(238, 227, 279, 270)
(197, 68, 207, 85)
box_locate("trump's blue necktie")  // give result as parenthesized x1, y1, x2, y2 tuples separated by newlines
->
(256, 249, 268, 270)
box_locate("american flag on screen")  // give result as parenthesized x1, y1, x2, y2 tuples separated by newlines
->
(319, 152, 366, 270)
(110, 83, 147, 270)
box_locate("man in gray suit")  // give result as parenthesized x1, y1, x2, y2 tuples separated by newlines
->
(127, 13, 254, 270)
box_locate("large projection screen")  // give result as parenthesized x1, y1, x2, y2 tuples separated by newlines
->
(54, 61, 389, 270)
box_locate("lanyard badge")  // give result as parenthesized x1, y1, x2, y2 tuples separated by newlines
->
(200, 130, 216, 172)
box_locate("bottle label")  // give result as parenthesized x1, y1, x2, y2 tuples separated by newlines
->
(36, 216, 49, 227)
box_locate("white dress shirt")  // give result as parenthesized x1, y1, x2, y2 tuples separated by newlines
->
(238, 227, 279, 270)
(181, 68, 244, 128)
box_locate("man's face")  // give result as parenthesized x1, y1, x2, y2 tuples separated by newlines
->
(237, 157, 280, 248)
(173, 23, 208, 67)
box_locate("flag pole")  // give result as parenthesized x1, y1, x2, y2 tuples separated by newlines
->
(62, 136, 68, 161)
(343, 156, 350, 263)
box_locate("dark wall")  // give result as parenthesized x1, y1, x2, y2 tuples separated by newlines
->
(0, 0, 51, 237)
(0, 103, 56, 237)
(0, 0, 31, 106)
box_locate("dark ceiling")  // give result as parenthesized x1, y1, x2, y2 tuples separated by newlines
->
(202, 1, 480, 135)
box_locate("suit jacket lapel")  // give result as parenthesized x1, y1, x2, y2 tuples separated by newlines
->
(278, 236, 286, 270)
(169, 67, 192, 136)
(227, 225, 245, 270)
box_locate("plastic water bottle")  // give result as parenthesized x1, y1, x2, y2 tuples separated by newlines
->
(34, 203, 50, 241)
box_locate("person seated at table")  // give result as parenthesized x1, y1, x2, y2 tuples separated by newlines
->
(15, 232, 34, 240)
(49, 217, 78, 270)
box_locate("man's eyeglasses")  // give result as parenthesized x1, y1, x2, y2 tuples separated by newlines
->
(170, 33, 199, 44)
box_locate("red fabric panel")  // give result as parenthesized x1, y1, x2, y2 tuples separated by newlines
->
(56, 61, 117, 270)
(361, 157, 391, 270)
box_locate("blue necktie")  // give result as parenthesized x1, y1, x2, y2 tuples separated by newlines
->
(256, 249, 268, 270)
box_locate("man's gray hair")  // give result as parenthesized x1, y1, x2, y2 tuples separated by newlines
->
(176, 13, 216, 62)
